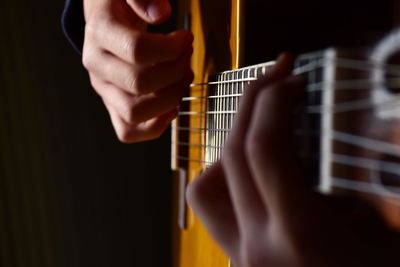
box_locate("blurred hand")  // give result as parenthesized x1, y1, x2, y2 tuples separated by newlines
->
(187, 54, 400, 267)
(83, 0, 193, 142)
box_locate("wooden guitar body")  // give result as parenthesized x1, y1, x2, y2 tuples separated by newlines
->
(171, 1, 239, 266)
(171, 1, 397, 267)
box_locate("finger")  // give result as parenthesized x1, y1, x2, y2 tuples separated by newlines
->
(221, 54, 295, 231)
(89, 15, 192, 65)
(245, 75, 307, 219)
(85, 47, 192, 96)
(129, 70, 194, 122)
(126, 0, 172, 24)
(104, 100, 177, 143)
(186, 162, 240, 258)
(91, 70, 192, 124)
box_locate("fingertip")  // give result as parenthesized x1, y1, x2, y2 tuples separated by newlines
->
(163, 108, 179, 123)
(171, 30, 194, 47)
(271, 52, 295, 77)
(275, 52, 295, 65)
(126, 0, 172, 24)
(146, 0, 172, 23)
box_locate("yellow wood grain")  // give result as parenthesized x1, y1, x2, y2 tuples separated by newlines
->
(172, 1, 242, 267)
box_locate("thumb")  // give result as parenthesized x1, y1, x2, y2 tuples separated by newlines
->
(126, 0, 172, 24)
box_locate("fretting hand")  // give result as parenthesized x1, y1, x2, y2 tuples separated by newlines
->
(82, 0, 193, 142)
(187, 54, 400, 267)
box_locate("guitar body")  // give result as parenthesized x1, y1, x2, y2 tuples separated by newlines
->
(171, 1, 239, 266)
(171, 1, 397, 267)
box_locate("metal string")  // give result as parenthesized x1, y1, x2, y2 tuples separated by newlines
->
(173, 56, 400, 196)
(184, 78, 400, 101)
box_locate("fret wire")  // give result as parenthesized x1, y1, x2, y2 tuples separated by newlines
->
(172, 126, 231, 132)
(227, 71, 233, 148)
(216, 74, 222, 162)
(224, 72, 229, 154)
(213, 76, 217, 163)
(220, 72, 225, 158)
(215, 74, 220, 161)
(178, 142, 223, 149)
(208, 81, 213, 164)
(208, 76, 213, 163)
(218, 73, 223, 159)
(230, 71, 236, 138)
(214, 75, 218, 162)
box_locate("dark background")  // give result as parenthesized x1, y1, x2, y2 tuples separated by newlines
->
(0, 1, 174, 267)
(0, 0, 398, 267)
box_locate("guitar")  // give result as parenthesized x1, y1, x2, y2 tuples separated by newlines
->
(170, 1, 399, 267)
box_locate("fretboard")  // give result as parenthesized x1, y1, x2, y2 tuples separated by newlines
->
(204, 62, 275, 167)
(173, 49, 332, 170)
(204, 50, 331, 167)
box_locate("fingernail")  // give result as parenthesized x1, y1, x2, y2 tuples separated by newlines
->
(147, 1, 171, 21)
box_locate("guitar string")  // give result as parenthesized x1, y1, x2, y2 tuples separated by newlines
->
(175, 130, 400, 161)
(330, 178, 400, 199)
(195, 56, 400, 78)
(182, 77, 400, 103)
(176, 97, 400, 116)
(174, 130, 400, 193)
(175, 157, 400, 200)
(176, 153, 400, 179)
(172, 57, 400, 197)
(186, 57, 400, 91)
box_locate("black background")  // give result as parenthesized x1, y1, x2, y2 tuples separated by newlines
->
(0, 1, 174, 267)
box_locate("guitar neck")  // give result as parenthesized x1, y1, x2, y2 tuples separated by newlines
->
(175, 49, 334, 168)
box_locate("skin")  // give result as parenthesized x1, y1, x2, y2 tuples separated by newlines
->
(186, 54, 400, 267)
(80, 2, 400, 265)
(83, 0, 193, 142)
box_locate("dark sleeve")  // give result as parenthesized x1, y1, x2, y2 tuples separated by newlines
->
(61, 0, 85, 54)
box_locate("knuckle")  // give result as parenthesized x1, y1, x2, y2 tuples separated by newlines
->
(143, 124, 166, 142)
(87, 75, 98, 90)
(151, 128, 165, 139)
(222, 140, 240, 164)
(127, 33, 144, 64)
(126, 101, 143, 124)
(186, 176, 207, 208)
(124, 72, 139, 94)
(186, 178, 200, 202)
(85, 10, 110, 38)
(245, 128, 267, 160)
(115, 127, 135, 144)
(84, 20, 98, 38)
(127, 70, 147, 94)
(81, 49, 94, 70)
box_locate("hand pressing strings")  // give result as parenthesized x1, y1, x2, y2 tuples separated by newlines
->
(187, 54, 400, 267)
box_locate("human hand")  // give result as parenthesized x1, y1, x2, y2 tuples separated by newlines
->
(82, 0, 193, 142)
(187, 54, 400, 267)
